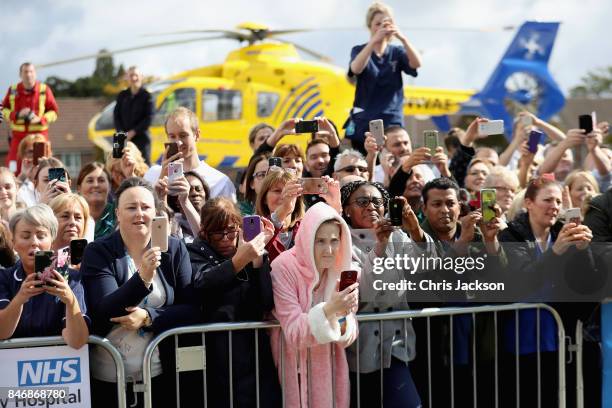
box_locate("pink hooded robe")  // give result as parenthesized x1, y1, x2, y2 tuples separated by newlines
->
(270, 202, 358, 408)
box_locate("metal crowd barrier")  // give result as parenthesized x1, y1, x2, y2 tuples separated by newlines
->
(0, 335, 127, 408)
(139, 303, 568, 408)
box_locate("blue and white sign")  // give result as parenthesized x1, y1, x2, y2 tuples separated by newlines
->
(0, 345, 90, 408)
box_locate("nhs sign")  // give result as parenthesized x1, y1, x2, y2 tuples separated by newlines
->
(17, 358, 81, 386)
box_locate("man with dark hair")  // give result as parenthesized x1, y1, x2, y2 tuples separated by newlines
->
(114, 66, 154, 164)
(2, 63, 58, 171)
(304, 139, 335, 178)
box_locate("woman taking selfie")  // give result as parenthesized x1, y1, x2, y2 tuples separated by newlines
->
(188, 197, 281, 407)
(81, 178, 199, 408)
(270, 202, 359, 408)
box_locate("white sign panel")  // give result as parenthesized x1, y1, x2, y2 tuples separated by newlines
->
(0, 345, 90, 408)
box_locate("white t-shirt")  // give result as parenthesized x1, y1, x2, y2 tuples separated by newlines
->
(144, 160, 236, 201)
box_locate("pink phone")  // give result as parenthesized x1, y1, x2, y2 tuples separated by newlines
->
(243, 215, 261, 242)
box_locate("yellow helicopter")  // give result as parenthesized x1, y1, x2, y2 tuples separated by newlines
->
(42, 21, 560, 167)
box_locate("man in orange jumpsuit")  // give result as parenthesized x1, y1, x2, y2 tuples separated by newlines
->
(1, 62, 59, 171)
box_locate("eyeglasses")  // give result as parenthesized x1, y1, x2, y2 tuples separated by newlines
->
(253, 171, 267, 180)
(349, 196, 385, 208)
(209, 228, 239, 241)
(338, 165, 368, 174)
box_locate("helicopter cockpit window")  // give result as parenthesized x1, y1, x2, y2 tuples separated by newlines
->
(257, 92, 279, 118)
(202, 89, 242, 121)
(95, 101, 116, 131)
(152, 88, 196, 126)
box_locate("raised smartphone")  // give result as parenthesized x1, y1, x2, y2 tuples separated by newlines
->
(48, 167, 66, 182)
(168, 162, 183, 183)
(528, 130, 543, 154)
(243, 215, 262, 242)
(295, 120, 319, 134)
(369, 119, 385, 146)
(300, 178, 328, 195)
(151, 216, 169, 252)
(480, 189, 497, 223)
(579, 114, 594, 134)
(164, 142, 179, 159)
(339, 270, 358, 291)
(565, 208, 581, 225)
(478, 120, 504, 136)
(423, 130, 439, 152)
(70, 239, 88, 265)
(389, 197, 403, 226)
(112, 132, 127, 159)
(33, 142, 48, 166)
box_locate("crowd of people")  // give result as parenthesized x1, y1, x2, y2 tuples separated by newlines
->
(1, 2, 611, 408)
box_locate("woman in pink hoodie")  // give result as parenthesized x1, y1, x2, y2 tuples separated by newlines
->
(270, 201, 359, 408)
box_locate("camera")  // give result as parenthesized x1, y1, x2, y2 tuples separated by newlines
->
(24, 111, 36, 123)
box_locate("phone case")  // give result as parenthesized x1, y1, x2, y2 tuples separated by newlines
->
(243, 215, 261, 242)
(69, 239, 88, 265)
(389, 198, 403, 226)
(33, 142, 47, 165)
(269, 157, 282, 168)
(300, 178, 328, 195)
(369, 119, 385, 146)
(112, 132, 127, 159)
(423, 130, 439, 152)
(478, 120, 504, 136)
(339, 270, 358, 291)
(151, 217, 169, 252)
(565, 208, 581, 225)
(480, 189, 497, 223)
(165, 142, 179, 158)
(168, 162, 183, 183)
(528, 130, 543, 153)
(579, 115, 593, 134)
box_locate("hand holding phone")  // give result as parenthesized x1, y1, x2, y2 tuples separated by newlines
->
(528, 130, 543, 154)
(35, 251, 55, 287)
(564, 208, 581, 225)
(389, 197, 403, 226)
(299, 178, 328, 195)
(369, 119, 385, 147)
(423, 130, 439, 152)
(112, 132, 127, 159)
(151, 216, 169, 252)
(339, 270, 358, 291)
(579, 114, 594, 134)
(168, 162, 184, 184)
(480, 189, 497, 223)
(164, 142, 180, 159)
(243, 215, 262, 242)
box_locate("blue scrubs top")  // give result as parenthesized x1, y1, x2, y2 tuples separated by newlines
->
(0, 262, 90, 338)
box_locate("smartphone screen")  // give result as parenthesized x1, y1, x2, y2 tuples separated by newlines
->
(151, 217, 169, 252)
(69, 239, 88, 265)
(269, 157, 282, 168)
(389, 197, 403, 226)
(339, 270, 358, 291)
(48, 168, 66, 182)
(295, 120, 318, 134)
(480, 189, 497, 223)
(243, 215, 262, 242)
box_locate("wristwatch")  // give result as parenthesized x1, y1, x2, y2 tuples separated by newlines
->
(143, 310, 152, 328)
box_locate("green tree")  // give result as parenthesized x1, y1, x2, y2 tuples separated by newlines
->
(570, 66, 612, 98)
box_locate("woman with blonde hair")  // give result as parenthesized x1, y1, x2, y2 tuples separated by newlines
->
(48, 193, 90, 253)
(0, 167, 19, 224)
(105, 141, 149, 193)
(564, 170, 600, 210)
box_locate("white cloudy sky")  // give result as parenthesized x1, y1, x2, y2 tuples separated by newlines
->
(1, 0, 610, 95)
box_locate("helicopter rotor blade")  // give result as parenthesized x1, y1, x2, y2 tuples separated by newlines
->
(37, 35, 230, 68)
(142, 29, 245, 38)
(275, 38, 332, 62)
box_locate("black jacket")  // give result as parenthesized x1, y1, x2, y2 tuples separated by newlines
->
(585, 189, 612, 242)
(187, 238, 281, 407)
(113, 87, 154, 141)
(81, 231, 200, 336)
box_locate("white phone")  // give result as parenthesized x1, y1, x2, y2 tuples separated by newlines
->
(369, 119, 385, 147)
(168, 162, 183, 183)
(564, 208, 581, 225)
(478, 120, 504, 136)
(151, 216, 169, 252)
